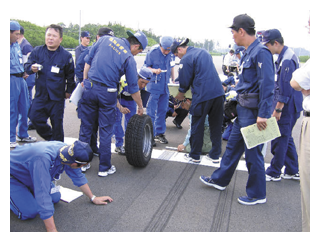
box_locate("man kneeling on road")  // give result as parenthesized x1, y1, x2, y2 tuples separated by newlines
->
(113, 67, 154, 155)
(10, 140, 113, 232)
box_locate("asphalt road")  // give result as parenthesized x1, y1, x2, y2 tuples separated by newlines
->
(10, 56, 304, 233)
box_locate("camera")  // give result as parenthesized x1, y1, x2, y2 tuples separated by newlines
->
(33, 64, 43, 71)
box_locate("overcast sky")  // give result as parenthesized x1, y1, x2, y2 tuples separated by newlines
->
(8, 0, 312, 49)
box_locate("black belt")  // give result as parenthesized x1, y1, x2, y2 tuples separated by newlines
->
(303, 111, 310, 117)
(89, 79, 118, 92)
(90, 79, 108, 87)
(11, 73, 24, 77)
(120, 93, 133, 101)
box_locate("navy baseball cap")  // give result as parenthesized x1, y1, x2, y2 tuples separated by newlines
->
(235, 46, 245, 54)
(138, 67, 153, 81)
(160, 36, 174, 50)
(229, 14, 255, 30)
(81, 31, 91, 38)
(261, 29, 282, 45)
(97, 27, 114, 37)
(58, 140, 93, 164)
(170, 38, 189, 54)
(127, 30, 148, 50)
(10, 21, 20, 31)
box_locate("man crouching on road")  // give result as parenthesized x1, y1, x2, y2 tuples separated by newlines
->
(10, 140, 113, 232)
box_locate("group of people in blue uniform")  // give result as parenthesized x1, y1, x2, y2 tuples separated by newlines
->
(10, 12, 308, 231)
(199, 14, 303, 206)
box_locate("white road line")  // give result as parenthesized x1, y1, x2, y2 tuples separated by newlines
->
(64, 137, 269, 172)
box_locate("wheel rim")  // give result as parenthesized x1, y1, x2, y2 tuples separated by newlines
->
(142, 123, 152, 158)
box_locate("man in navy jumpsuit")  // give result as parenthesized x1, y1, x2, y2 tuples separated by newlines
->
(173, 38, 225, 163)
(10, 140, 113, 232)
(75, 31, 91, 64)
(10, 20, 36, 148)
(75, 27, 115, 167)
(79, 30, 147, 177)
(25, 24, 75, 142)
(144, 36, 175, 144)
(262, 29, 302, 181)
(200, 14, 274, 205)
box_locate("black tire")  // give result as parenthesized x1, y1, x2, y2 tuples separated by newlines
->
(125, 114, 153, 167)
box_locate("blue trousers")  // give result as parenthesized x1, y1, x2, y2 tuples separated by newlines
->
(10, 76, 29, 142)
(10, 177, 60, 220)
(146, 93, 169, 136)
(266, 112, 300, 177)
(78, 83, 117, 172)
(29, 98, 65, 142)
(113, 98, 136, 147)
(190, 96, 224, 160)
(210, 104, 266, 199)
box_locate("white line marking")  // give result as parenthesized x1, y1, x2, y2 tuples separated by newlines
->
(64, 137, 269, 172)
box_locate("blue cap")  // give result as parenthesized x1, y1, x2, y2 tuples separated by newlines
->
(57, 140, 93, 164)
(170, 38, 189, 54)
(10, 21, 20, 31)
(160, 36, 174, 50)
(235, 46, 245, 54)
(261, 29, 282, 45)
(139, 67, 153, 81)
(127, 30, 148, 50)
(81, 31, 91, 38)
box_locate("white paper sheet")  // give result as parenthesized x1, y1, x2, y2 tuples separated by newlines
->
(240, 117, 281, 149)
(69, 83, 84, 106)
(60, 186, 83, 203)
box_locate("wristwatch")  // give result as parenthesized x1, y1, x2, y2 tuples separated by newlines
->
(275, 108, 282, 113)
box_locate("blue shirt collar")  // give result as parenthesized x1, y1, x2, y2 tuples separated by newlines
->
(275, 45, 288, 66)
(244, 39, 260, 56)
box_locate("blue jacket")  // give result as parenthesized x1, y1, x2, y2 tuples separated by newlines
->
(85, 36, 139, 94)
(273, 46, 303, 117)
(175, 46, 225, 115)
(235, 39, 274, 118)
(25, 45, 75, 101)
(10, 141, 88, 220)
(19, 38, 35, 87)
(10, 42, 24, 74)
(75, 44, 88, 64)
(144, 46, 175, 94)
(75, 46, 91, 83)
(223, 76, 235, 86)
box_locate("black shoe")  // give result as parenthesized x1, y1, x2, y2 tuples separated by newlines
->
(154, 134, 168, 144)
(173, 120, 182, 129)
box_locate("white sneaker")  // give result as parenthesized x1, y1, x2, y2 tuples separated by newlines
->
(10, 142, 19, 148)
(16, 136, 37, 142)
(265, 174, 281, 182)
(81, 163, 91, 172)
(281, 173, 300, 180)
(98, 165, 116, 177)
(184, 154, 200, 163)
(205, 154, 220, 163)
